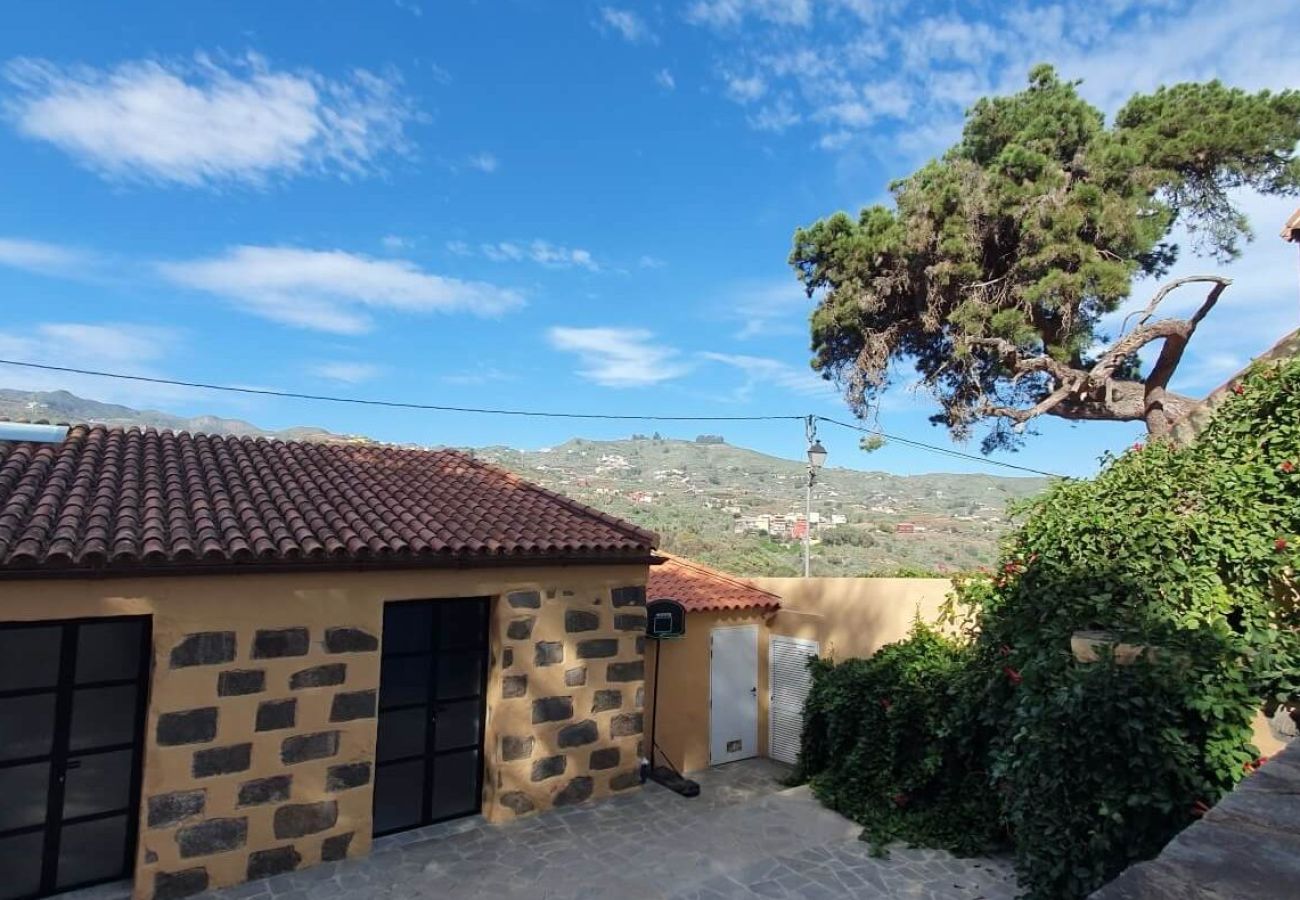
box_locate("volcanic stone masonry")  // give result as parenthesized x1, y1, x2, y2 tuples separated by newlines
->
(141, 622, 380, 900)
(485, 584, 647, 820)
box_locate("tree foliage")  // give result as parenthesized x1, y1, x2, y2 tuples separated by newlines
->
(791, 66, 1300, 451)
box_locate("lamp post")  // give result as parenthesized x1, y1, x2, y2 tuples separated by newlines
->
(804, 435, 827, 577)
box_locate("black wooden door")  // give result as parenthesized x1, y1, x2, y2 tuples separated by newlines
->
(0, 616, 151, 899)
(372, 598, 489, 835)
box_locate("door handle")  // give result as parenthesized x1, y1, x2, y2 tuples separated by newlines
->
(750, 687, 757, 695)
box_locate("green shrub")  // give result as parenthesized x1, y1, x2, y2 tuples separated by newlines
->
(798, 622, 1006, 855)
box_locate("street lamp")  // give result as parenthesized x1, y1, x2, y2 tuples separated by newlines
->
(804, 438, 827, 577)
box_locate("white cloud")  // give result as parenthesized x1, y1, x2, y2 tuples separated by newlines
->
(2, 53, 414, 187)
(309, 361, 384, 384)
(722, 279, 815, 339)
(0, 236, 94, 277)
(158, 246, 524, 334)
(440, 367, 514, 386)
(638, 255, 667, 269)
(686, 0, 813, 28)
(655, 68, 677, 90)
(467, 151, 498, 173)
(701, 351, 832, 399)
(476, 239, 600, 271)
(724, 72, 767, 103)
(381, 234, 413, 251)
(598, 7, 656, 43)
(445, 240, 472, 256)
(547, 326, 688, 387)
(748, 97, 800, 132)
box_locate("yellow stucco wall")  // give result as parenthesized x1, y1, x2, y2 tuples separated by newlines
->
(643, 609, 771, 775)
(752, 577, 953, 660)
(0, 562, 647, 899)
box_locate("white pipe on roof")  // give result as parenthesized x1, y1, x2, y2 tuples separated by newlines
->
(0, 422, 69, 443)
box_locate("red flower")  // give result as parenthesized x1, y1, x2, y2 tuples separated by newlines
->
(1277, 538, 1290, 552)
(892, 792, 909, 808)
(1232, 384, 1245, 395)
(1281, 461, 1296, 474)
(879, 698, 892, 710)
(1191, 800, 1210, 817)
(999, 644, 1012, 658)
(1131, 443, 1144, 452)
(1003, 666, 1023, 686)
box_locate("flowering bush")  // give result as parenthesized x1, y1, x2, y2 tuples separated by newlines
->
(798, 356, 1300, 898)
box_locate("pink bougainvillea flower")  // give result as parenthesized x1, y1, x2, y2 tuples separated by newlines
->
(1131, 443, 1144, 452)
(999, 644, 1012, 657)
(879, 698, 892, 710)
(1192, 800, 1210, 817)
(1277, 538, 1290, 552)
(1281, 460, 1296, 474)
(1003, 666, 1023, 686)
(1231, 383, 1245, 395)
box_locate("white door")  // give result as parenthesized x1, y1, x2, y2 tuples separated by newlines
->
(768, 635, 820, 765)
(709, 625, 759, 765)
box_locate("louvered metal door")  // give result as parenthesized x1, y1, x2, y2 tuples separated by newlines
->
(768, 635, 819, 765)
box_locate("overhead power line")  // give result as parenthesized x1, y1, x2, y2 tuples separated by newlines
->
(0, 357, 1067, 477)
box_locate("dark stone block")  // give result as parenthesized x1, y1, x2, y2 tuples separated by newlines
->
(564, 666, 587, 687)
(170, 632, 236, 668)
(611, 769, 641, 791)
(500, 791, 535, 815)
(192, 744, 252, 778)
(576, 639, 618, 659)
(157, 708, 218, 746)
(326, 761, 372, 792)
(607, 660, 644, 682)
(565, 610, 599, 633)
(290, 663, 347, 690)
(154, 868, 209, 900)
(558, 719, 599, 748)
(531, 755, 566, 781)
(247, 845, 301, 880)
(256, 698, 297, 732)
(590, 747, 620, 770)
(535, 641, 564, 666)
(502, 647, 514, 668)
(592, 689, 622, 712)
(324, 627, 378, 653)
(506, 617, 535, 640)
(176, 817, 247, 858)
(281, 731, 339, 765)
(611, 712, 644, 737)
(237, 775, 291, 807)
(252, 627, 310, 659)
(614, 614, 647, 632)
(532, 696, 573, 723)
(554, 776, 594, 807)
(611, 586, 646, 608)
(502, 674, 527, 698)
(502, 735, 535, 761)
(274, 801, 338, 839)
(636, 636, 645, 654)
(145, 849, 158, 864)
(147, 789, 205, 828)
(217, 669, 265, 697)
(507, 590, 540, 609)
(330, 689, 377, 722)
(321, 832, 354, 862)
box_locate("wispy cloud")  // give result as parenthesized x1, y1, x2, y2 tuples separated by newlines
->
(717, 279, 815, 339)
(439, 367, 514, 386)
(598, 7, 657, 43)
(309, 361, 384, 384)
(655, 68, 676, 90)
(2, 53, 414, 187)
(466, 151, 498, 173)
(158, 246, 524, 334)
(638, 255, 667, 269)
(686, 0, 813, 28)
(381, 234, 413, 251)
(547, 326, 688, 387)
(701, 351, 831, 399)
(0, 236, 95, 277)
(475, 239, 600, 271)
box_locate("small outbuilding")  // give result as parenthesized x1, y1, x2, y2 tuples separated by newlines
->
(0, 425, 657, 900)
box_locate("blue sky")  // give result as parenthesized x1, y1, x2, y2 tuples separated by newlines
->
(0, 0, 1297, 479)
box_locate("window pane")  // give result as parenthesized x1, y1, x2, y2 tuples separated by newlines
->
(380, 655, 429, 709)
(75, 620, 144, 684)
(56, 814, 128, 889)
(382, 602, 432, 655)
(376, 707, 427, 762)
(436, 652, 483, 700)
(372, 760, 424, 834)
(433, 699, 480, 752)
(0, 831, 44, 900)
(69, 685, 138, 751)
(0, 625, 61, 692)
(63, 750, 134, 820)
(430, 748, 480, 821)
(0, 761, 49, 831)
(438, 600, 484, 650)
(0, 694, 56, 761)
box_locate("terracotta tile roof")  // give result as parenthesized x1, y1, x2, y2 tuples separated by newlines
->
(0, 425, 658, 576)
(647, 553, 780, 613)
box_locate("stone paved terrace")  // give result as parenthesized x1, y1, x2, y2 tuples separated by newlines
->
(71, 759, 1017, 900)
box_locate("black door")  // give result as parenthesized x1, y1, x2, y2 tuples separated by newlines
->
(372, 598, 489, 836)
(0, 616, 151, 900)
